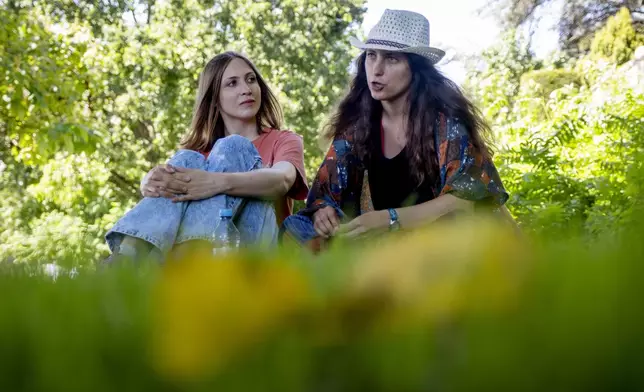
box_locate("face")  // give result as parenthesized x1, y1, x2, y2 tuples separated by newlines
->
(364, 49, 412, 101)
(218, 57, 262, 122)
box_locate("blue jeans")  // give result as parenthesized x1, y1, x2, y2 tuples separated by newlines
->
(105, 135, 278, 257)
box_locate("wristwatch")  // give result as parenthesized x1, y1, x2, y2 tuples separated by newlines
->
(387, 208, 401, 231)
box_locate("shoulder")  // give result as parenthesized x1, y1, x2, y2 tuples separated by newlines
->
(264, 128, 303, 142)
(260, 129, 305, 160)
(329, 128, 355, 150)
(436, 113, 469, 143)
(263, 129, 304, 149)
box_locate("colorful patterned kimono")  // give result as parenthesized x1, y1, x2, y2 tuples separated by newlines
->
(281, 114, 509, 251)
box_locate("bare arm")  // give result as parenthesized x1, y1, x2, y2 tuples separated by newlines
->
(221, 161, 297, 199)
(396, 194, 474, 229)
(399, 198, 521, 237)
(338, 194, 474, 238)
(398, 197, 522, 233)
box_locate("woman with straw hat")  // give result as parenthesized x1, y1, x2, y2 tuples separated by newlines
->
(282, 9, 514, 251)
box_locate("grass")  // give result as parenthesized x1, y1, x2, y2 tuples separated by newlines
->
(1, 212, 644, 391)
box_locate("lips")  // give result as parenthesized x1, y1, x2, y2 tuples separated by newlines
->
(240, 99, 255, 105)
(371, 82, 385, 91)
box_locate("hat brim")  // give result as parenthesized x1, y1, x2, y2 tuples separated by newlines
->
(349, 37, 445, 64)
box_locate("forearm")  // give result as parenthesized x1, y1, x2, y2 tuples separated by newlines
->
(220, 168, 291, 199)
(396, 194, 474, 230)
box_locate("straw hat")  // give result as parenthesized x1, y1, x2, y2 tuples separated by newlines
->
(350, 9, 445, 64)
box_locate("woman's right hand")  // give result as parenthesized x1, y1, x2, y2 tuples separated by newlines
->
(140, 164, 191, 198)
(313, 206, 340, 238)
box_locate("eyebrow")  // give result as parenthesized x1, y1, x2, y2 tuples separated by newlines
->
(367, 49, 400, 57)
(224, 72, 256, 82)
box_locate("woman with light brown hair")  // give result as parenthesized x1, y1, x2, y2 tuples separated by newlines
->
(105, 52, 308, 261)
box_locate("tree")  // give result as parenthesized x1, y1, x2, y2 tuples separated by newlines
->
(481, 0, 644, 55)
(590, 7, 644, 64)
(464, 30, 539, 127)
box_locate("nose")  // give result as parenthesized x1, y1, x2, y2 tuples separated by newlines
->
(372, 56, 384, 77)
(240, 81, 252, 96)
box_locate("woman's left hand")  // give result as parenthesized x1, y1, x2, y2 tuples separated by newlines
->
(337, 210, 390, 238)
(170, 168, 228, 203)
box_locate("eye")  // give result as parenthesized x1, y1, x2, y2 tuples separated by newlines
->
(387, 55, 398, 63)
(366, 51, 377, 59)
(227, 79, 237, 87)
(247, 75, 257, 83)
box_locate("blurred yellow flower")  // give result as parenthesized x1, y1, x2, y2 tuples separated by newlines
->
(347, 215, 529, 327)
(149, 248, 311, 381)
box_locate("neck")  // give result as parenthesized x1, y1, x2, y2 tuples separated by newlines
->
(381, 92, 409, 123)
(381, 92, 409, 134)
(223, 117, 260, 140)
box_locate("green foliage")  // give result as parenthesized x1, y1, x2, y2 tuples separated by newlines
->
(0, 212, 105, 269)
(519, 68, 581, 98)
(466, 20, 644, 238)
(590, 7, 644, 65)
(499, 78, 644, 236)
(0, 6, 100, 165)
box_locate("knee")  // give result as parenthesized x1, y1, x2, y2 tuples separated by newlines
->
(169, 149, 207, 169)
(212, 134, 257, 157)
(281, 214, 316, 243)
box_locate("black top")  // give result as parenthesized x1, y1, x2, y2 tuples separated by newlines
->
(366, 126, 435, 211)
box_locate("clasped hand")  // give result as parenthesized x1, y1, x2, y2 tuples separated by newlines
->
(313, 206, 389, 239)
(140, 164, 227, 202)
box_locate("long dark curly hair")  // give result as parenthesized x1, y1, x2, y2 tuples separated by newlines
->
(322, 52, 493, 186)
